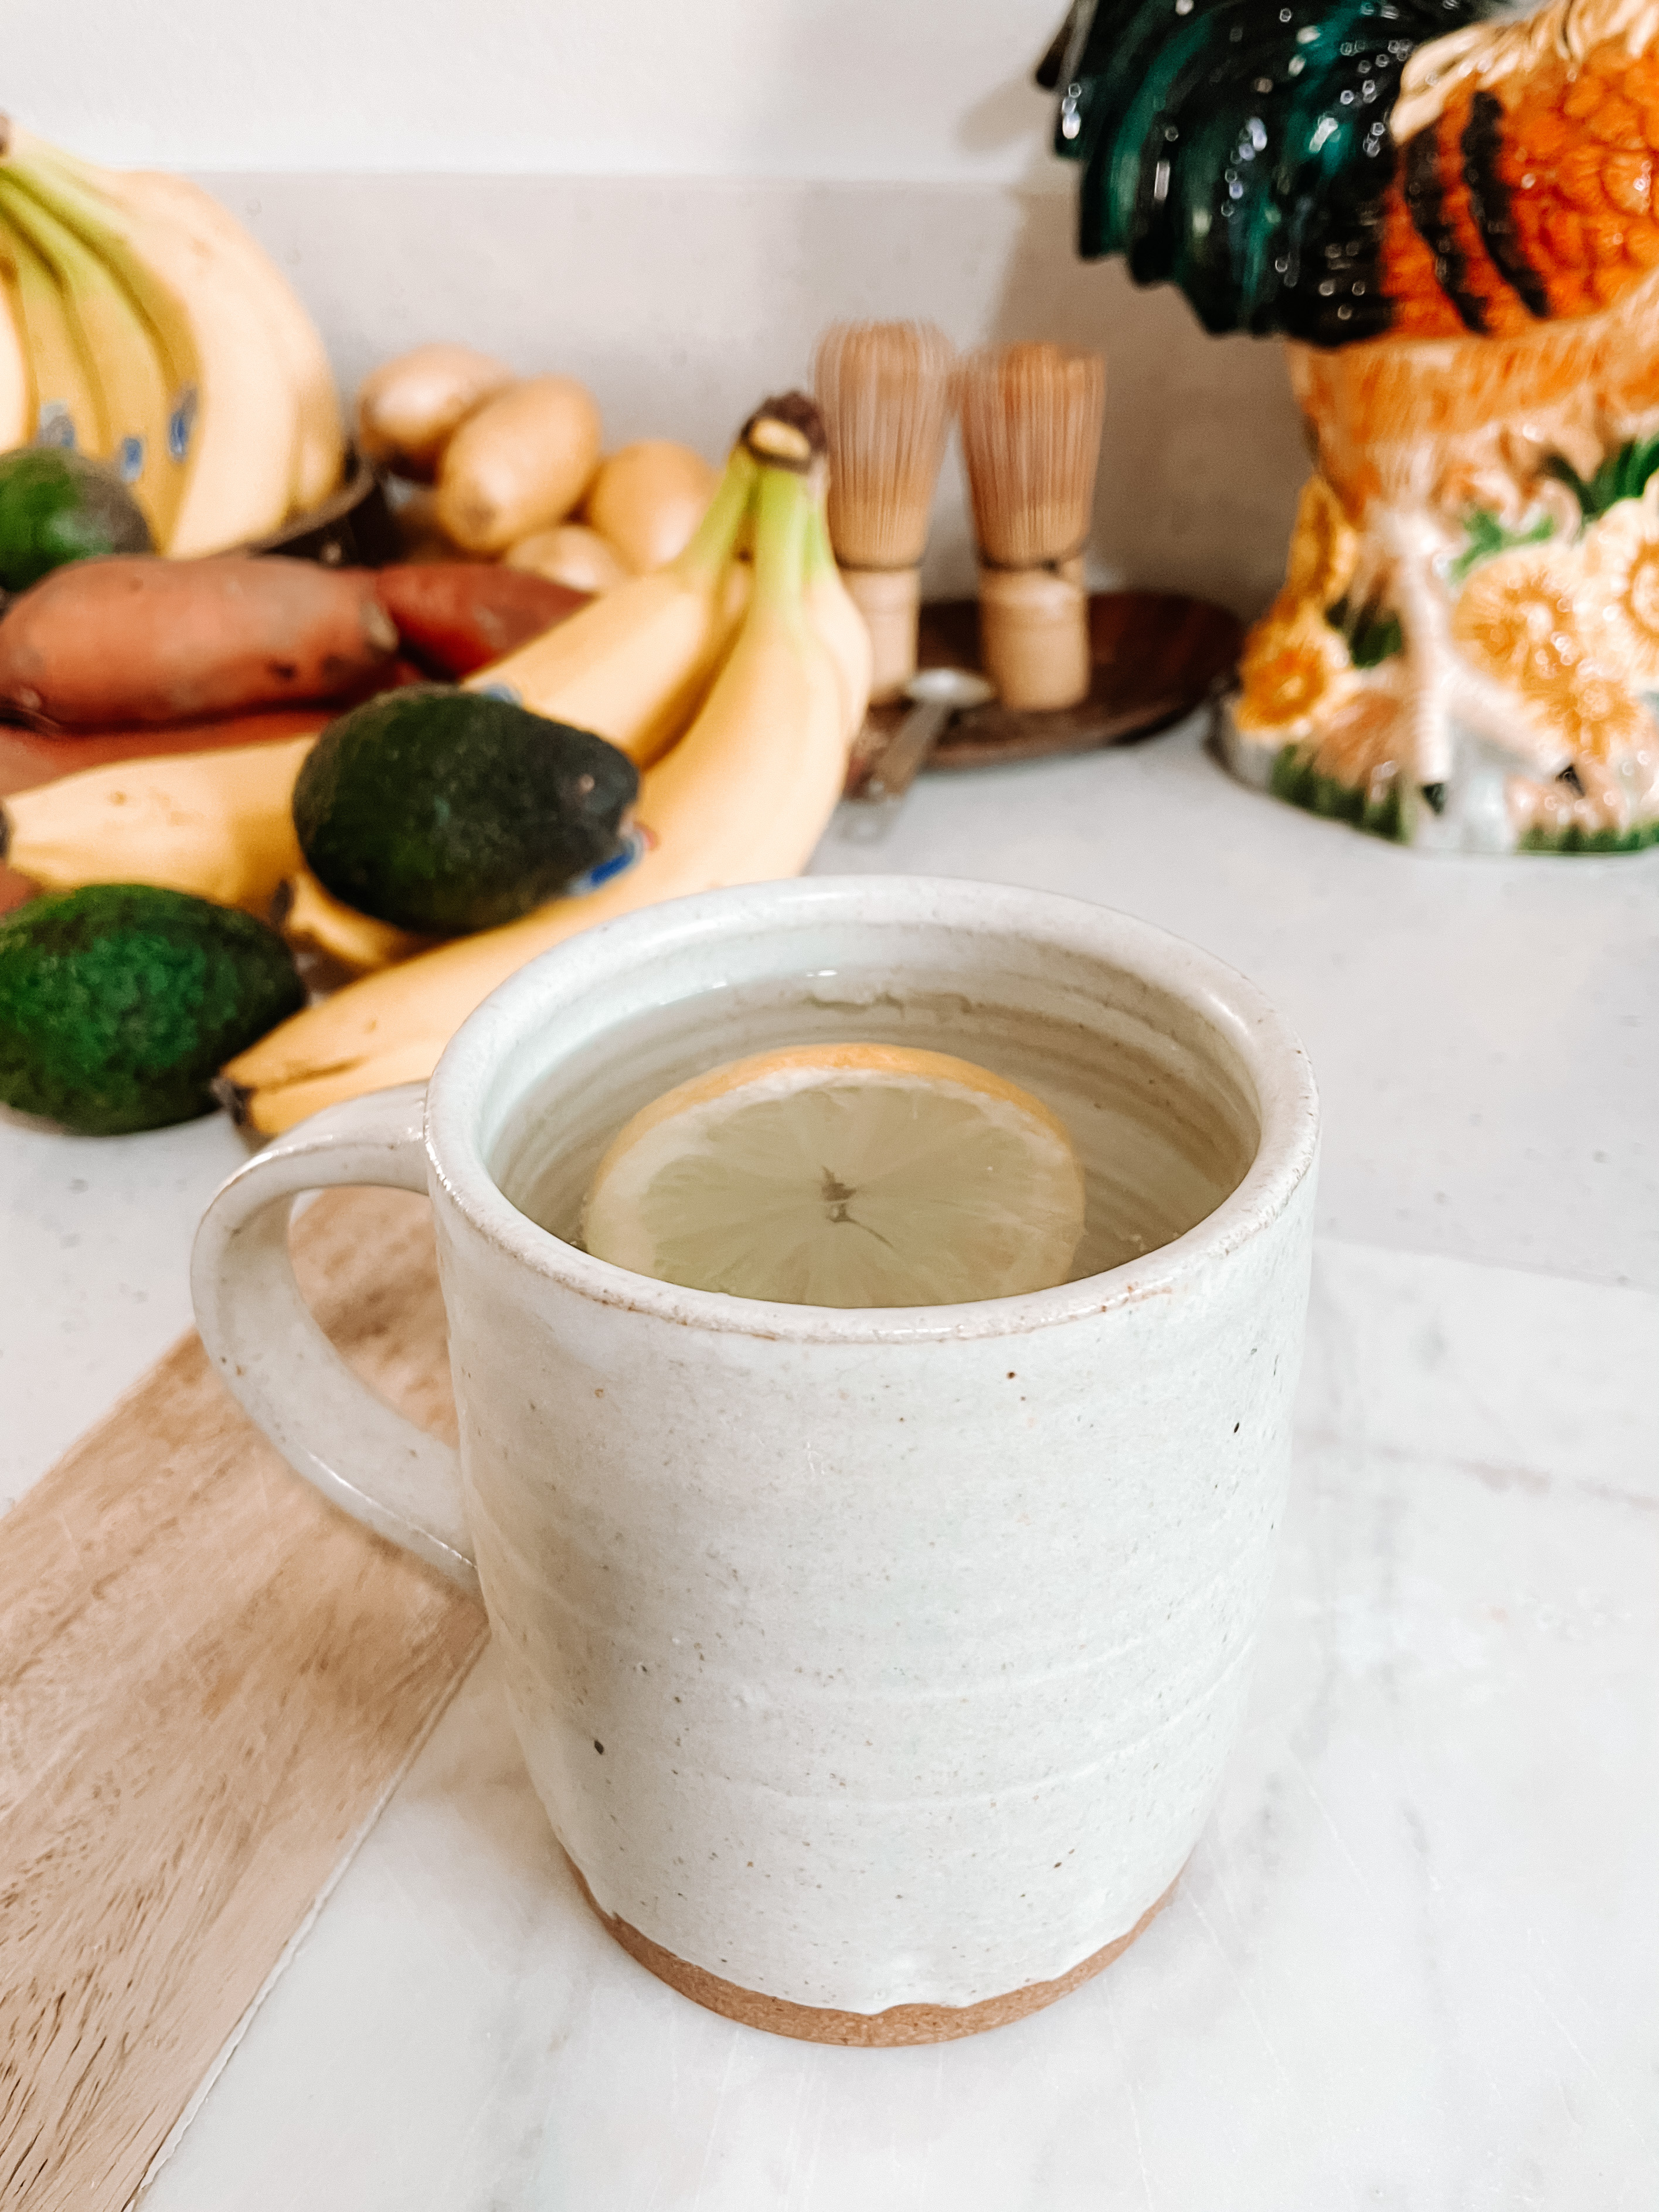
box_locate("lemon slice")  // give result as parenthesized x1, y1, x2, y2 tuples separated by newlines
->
(581, 1042, 1086, 1308)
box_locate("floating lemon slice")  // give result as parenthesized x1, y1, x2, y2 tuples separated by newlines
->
(581, 1042, 1086, 1308)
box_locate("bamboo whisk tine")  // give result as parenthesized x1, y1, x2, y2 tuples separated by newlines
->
(812, 320, 956, 701)
(958, 342, 1106, 570)
(814, 321, 956, 567)
(958, 342, 1106, 713)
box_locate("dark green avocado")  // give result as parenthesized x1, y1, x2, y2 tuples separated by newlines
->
(293, 685, 640, 935)
(0, 884, 305, 1135)
(0, 447, 154, 593)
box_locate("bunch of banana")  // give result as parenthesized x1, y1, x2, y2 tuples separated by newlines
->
(220, 397, 870, 1134)
(0, 119, 344, 549)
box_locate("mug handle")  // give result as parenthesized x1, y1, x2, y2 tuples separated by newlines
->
(190, 1083, 479, 1596)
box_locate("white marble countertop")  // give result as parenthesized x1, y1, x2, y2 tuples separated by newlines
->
(6, 720, 1657, 2207)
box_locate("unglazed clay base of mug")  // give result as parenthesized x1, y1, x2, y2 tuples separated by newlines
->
(569, 1856, 1183, 2047)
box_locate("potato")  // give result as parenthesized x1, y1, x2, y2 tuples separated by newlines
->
(355, 343, 516, 482)
(582, 440, 718, 572)
(390, 484, 490, 566)
(0, 556, 398, 730)
(436, 376, 603, 555)
(504, 522, 630, 595)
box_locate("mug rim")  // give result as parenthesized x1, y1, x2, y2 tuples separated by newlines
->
(424, 876, 1320, 1345)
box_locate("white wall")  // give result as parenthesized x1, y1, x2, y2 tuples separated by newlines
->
(6, 0, 1068, 181)
(215, 173, 1308, 617)
(5, 0, 1310, 612)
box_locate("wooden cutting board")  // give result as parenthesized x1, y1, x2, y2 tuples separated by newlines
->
(0, 1185, 485, 2212)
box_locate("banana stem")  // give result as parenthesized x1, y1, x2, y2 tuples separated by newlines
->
(673, 445, 757, 585)
(750, 462, 811, 624)
(1, 148, 173, 356)
(0, 175, 109, 443)
(3, 127, 110, 195)
(3, 147, 110, 240)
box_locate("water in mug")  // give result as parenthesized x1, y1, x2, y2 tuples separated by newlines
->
(491, 949, 1258, 1294)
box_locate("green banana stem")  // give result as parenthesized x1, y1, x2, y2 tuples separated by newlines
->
(0, 177, 110, 432)
(674, 444, 757, 586)
(749, 461, 811, 625)
(0, 125, 122, 216)
(0, 205, 89, 444)
(802, 489, 840, 588)
(1, 148, 115, 254)
(5, 128, 106, 192)
(0, 145, 185, 387)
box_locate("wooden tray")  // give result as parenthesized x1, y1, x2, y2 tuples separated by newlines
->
(0, 1187, 484, 2212)
(846, 590, 1242, 791)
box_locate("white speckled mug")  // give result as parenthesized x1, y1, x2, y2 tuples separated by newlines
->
(192, 877, 1318, 2044)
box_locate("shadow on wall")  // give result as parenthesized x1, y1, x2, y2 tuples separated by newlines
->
(983, 187, 1309, 619)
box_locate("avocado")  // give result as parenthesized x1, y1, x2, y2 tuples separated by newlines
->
(0, 884, 305, 1134)
(293, 685, 640, 935)
(0, 447, 154, 593)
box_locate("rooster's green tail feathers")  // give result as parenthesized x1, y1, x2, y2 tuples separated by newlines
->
(1049, 0, 1504, 346)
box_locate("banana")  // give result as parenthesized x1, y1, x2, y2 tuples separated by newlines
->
(1, 736, 313, 911)
(0, 246, 28, 448)
(2, 125, 300, 554)
(464, 443, 756, 768)
(0, 173, 183, 541)
(0, 210, 95, 452)
(69, 162, 344, 515)
(0, 296, 27, 450)
(221, 457, 849, 1134)
(803, 481, 873, 744)
(275, 866, 434, 976)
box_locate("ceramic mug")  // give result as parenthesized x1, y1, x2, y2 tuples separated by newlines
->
(192, 876, 1319, 2046)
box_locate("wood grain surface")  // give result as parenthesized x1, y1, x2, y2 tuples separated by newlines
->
(846, 590, 1243, 788)
(0, 1186, 485, 2212)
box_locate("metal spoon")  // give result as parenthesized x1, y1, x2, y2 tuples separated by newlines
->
(839, 666, 995, 843)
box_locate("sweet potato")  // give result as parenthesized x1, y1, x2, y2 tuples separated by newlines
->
(372, 562, 589, 679)
(0, 556, 399, 731)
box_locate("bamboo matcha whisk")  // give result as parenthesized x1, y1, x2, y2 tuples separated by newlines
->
(812, 320, 956, 703)
(957, 342, 1106, 712)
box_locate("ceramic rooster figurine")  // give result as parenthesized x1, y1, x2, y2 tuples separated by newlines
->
(1047, 0, 1659, 850)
